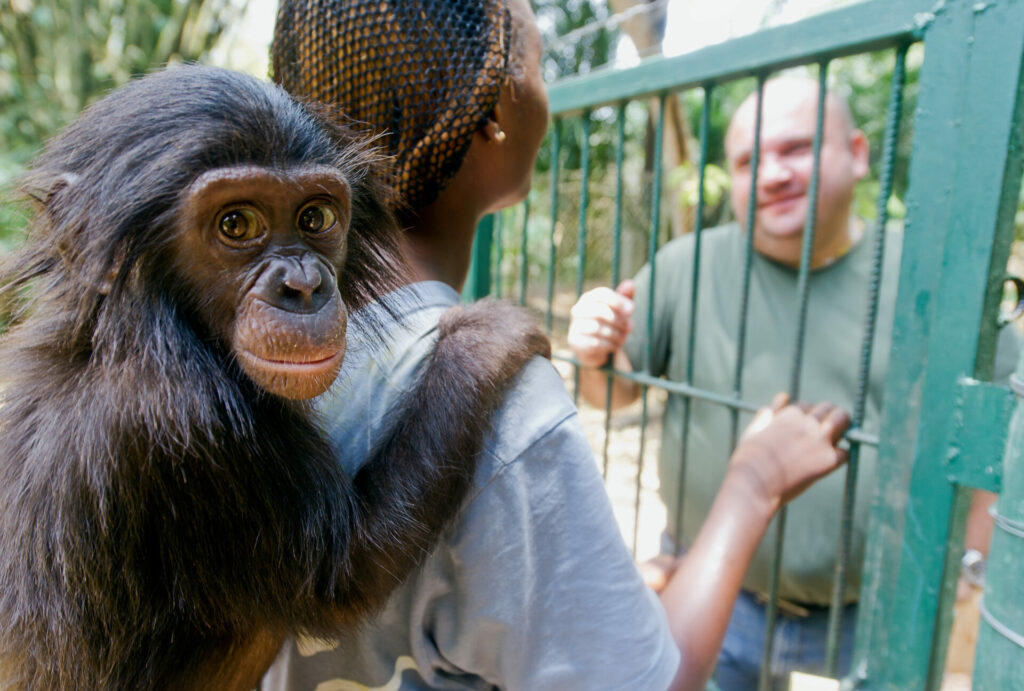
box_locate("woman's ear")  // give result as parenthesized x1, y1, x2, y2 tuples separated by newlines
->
(480, 106, 506, 143)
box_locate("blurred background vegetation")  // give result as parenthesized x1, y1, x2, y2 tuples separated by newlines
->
(0, 0, 267, 251)
(1, 0, 1021, 288)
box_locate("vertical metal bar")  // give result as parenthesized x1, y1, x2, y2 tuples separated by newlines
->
(462, 214, 494, 302)
(643, 94, 667, 373)
(824, 43, 907, 676)
(633, 94, 667, 556)
(787, 62, 829, 398)
(729, 75, 765, 451)
(493, 209, 504, 299)
(573, 112, 593, 406)
(576, 113, 592, 300)
(601, 103, 627, 480)
(547, 119, 561, 333)
(519, 197, 530, 307)
(758, 62, 830, 691)
(672, 85, 712, 546)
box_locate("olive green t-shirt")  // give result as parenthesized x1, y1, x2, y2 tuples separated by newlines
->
(625, 221, 1016, 604)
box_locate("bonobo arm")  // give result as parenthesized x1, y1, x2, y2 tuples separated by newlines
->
(326, 299, 550, 624)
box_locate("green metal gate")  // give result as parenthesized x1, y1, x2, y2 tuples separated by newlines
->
(467, 0, 1024, 687)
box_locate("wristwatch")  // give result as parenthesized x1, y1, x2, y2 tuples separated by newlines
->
(961, 548, 987, 588)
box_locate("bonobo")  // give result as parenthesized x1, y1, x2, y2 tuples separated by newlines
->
(0, 65, 549, 690)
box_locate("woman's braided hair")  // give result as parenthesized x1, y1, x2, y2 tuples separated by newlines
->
(273, 0, 512, 214)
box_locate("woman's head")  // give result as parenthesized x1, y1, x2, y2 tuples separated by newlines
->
(273, 0, 546, 216)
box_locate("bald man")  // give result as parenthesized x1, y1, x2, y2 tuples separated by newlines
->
(568, 77, 1018, 688)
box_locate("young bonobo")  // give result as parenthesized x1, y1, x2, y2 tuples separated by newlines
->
(0, 65, 549, 690)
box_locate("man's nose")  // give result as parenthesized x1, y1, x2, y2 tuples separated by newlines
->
(758, 154, 793, 187)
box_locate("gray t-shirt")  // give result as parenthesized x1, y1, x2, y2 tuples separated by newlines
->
(261, 281, 678, 690)
(624, 222, 1018, 604)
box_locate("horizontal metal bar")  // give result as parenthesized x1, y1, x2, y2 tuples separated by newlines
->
(551, 353, 879, 446)
(548, 0, 931, 115)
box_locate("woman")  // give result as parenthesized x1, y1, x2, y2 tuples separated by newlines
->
(265, 2, 848, 689)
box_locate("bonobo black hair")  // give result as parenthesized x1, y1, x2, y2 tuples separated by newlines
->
(0, 65, 549, 690)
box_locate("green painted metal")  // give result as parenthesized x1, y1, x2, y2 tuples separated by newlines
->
(493, 211, 503, 299)
(518, 197, 530, 307)
(546, 120, 561, 332)
(853, 1, 1024, 688)
(600, 104, 628, 480)
(572, 114, 592, 407)
(576, 113, 592, 301)
(632, 95, 667, 556)
(974, 367, 1024, 689)
(547, 0, 928, 116)
(945, 378, 1015, 494)
(728, 75, 765, 450)
(672, 85, 712, 548)
(825, 43, 908, 676)
(462, 214, 494, 302)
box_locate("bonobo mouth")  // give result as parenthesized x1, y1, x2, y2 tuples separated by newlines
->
(248, 350, 343, 368)
(236, 347, 346, 400)
(238, 348, 344, 375)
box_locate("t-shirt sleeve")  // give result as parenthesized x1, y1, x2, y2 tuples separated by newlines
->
(624, 238, 689, 378)
(430, 360, 679, 690)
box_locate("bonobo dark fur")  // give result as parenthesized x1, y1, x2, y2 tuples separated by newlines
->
(0, 65, 550, 690)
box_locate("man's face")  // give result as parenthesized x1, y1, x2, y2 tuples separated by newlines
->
(725, 81, 868, 267)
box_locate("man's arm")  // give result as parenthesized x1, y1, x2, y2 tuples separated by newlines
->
(658, 395, 851, 691)
(568, 280, 643, 409)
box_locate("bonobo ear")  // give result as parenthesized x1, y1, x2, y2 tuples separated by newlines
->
(24, 171, 80, 211)
(24, 172, 122, 295)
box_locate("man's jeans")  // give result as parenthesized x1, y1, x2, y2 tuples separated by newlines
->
(714, 589, 857, 691)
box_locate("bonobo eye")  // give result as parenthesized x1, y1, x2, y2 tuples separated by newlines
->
(218, 208, 262, 242)
(297, 201, 338, 235)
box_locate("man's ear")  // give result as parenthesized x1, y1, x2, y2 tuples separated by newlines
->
(849, 129, 870, 180)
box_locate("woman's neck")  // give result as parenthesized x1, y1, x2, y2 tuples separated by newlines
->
(398, 183, 486, 293)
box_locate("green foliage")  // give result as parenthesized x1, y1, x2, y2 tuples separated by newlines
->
(0, 0, 244, 248)
(534, 0, 616, 83)
(668, 160, 729, 211)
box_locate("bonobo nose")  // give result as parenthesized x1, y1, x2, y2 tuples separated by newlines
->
(256, 256, 334, 314)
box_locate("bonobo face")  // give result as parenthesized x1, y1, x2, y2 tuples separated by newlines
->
(175, 164, 351, 400)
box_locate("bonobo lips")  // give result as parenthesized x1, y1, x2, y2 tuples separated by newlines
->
(238, 348, 344, 375)
(235, 345, 346, 400)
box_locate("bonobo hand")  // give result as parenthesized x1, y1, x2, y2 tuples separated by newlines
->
(728, 393, 850, 514)
(567, 280, 636, 368)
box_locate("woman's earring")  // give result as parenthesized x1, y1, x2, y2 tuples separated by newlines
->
(485, 119, 506, 143)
